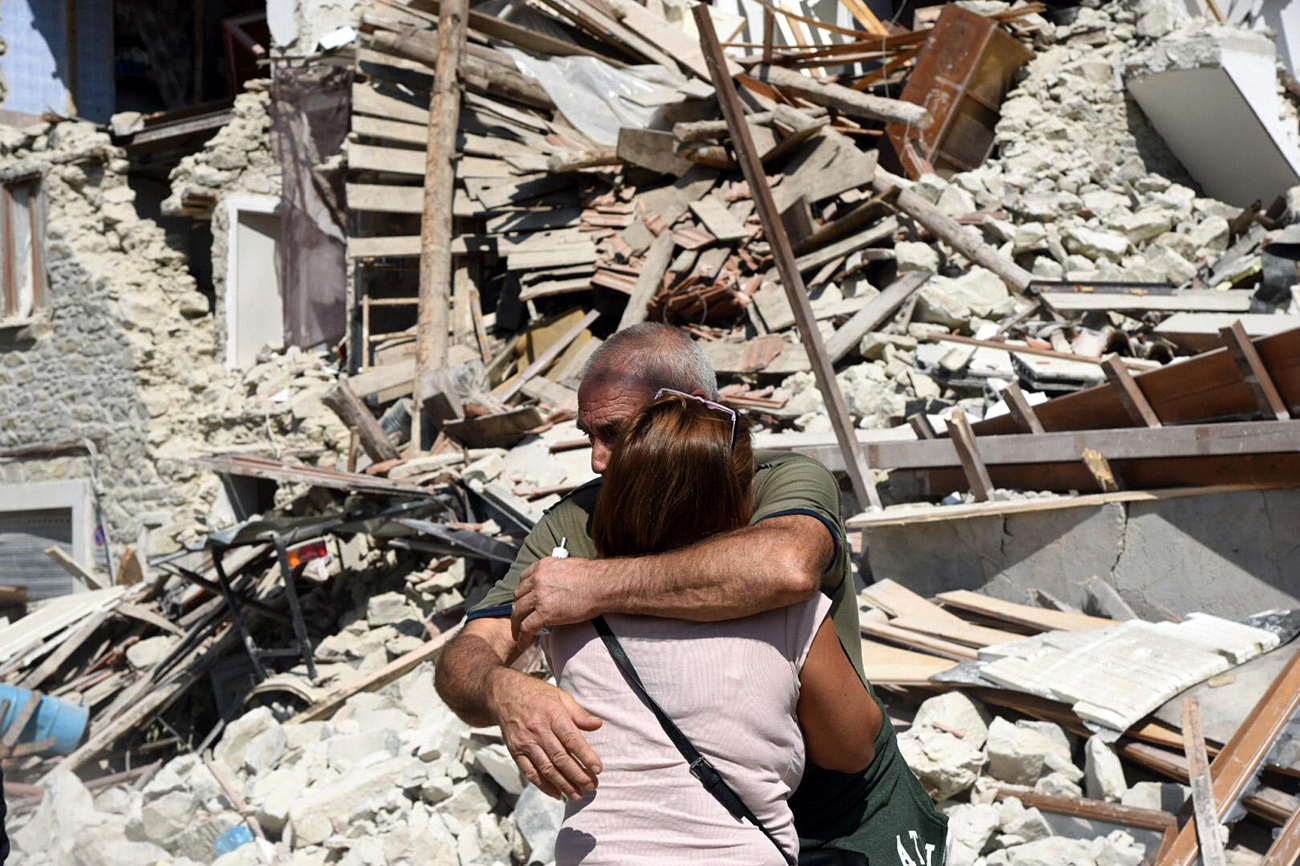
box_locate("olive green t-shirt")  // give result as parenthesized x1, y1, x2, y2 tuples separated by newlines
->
(468, 449, 947, 863)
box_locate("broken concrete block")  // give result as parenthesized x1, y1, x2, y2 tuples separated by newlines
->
(896, 241, 940, 275)
(125, 635, 178, 670)
(514, 785, 566, 865)
(1084, 735, 1128, 802)
(859, 333, 918, 361)
(938, 184, 978, 217)
(945, 802, 1001, 866)
(1121, 780, 1189, 812)
(1111, 211, 1173, 243)
(289, 756, 411, 845)
(1188, 216, 1230, 254)
(1062, 225, 1130, 261)
(896, 724, 986, 801)
(473, 741, 526, 796)
(241, 723, 288, 778)
(1089, 829, 1147, 866)
(913, 692, 993, 749)
(367, 591, 420, 628)
(986, 717, 1073, 786)
(998, 836, 1095, 865)
(917, 268, 1011, 328)
(328, 728, 402, 772)
(213, 706, 278, 779)
(1000, 799, 1053, 843)
(440, 778, 498, 836)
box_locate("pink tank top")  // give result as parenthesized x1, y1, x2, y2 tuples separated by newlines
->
(543, 594, 831, 866)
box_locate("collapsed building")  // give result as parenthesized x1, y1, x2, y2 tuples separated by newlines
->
(0, 0, 1299, 863)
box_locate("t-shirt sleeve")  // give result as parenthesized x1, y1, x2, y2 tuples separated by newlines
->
(788, 593, 834, 674)
(751, 455, 846, 589)
(466, 510, 563, 621)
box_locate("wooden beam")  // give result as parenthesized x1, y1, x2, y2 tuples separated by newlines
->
(1260, 803, 1300, 866)
(322, 379, 401, 463)
(937, 589, 1113, 631)
(1221, 320, 1291, 420)
(823, 272, 928, 363)
(696, 6, 881, 512)
(1162, 651, 1300, 866)
(499, 310, 599, 402)
(745, 63, 931, 127)
(1004, 382, 1045, 434)
(618, 233, 675, 331)
(908, 413, 937, 440)
(44, 547, 105, 590)
(945, 410, 992, 501)
(874, 170, 1034, 293)
(411, 0, 469, 451)
(1180, 697, 1228, 866)
(1104, 356, 1162, 427)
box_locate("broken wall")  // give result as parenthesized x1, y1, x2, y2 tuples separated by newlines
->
(266, 0, 369, 54)
(867, 488, 1300, 619)
(0, 118, 349, 564)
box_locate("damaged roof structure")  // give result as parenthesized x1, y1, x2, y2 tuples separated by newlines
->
(1, 0, 1299, 862)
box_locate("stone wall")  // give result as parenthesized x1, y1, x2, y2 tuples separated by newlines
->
(0, 118, 349, 564)
(866, 488, 1300, 619)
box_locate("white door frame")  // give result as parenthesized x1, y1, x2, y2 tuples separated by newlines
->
(224, 194, 283, 371)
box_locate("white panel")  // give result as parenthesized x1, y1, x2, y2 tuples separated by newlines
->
(231, 210, 285, 369)
(0, 508, 73, 600)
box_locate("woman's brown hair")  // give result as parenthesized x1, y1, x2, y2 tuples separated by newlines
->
(592, 394, 755, 558)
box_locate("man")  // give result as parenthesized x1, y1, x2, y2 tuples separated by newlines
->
(436, 323, 947, 864)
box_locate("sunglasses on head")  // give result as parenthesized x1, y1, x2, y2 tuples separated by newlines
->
(654, 388, 737, 446)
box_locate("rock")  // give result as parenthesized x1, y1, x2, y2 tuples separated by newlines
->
(938, 184, 978, 217)
(463, 451, 506, 485)
(125, 635, 178, 670)
(896, 724, 986, 801)
(141, 788, 199, 846)
(917, 268, 1011, 328)
(473, 742, 526, 796)
(1013, 222, 1049, 254)
(945, 802, 1000, 866)
(859, 333, 918, 361)
(1121, 780, 1189, 812)
(1111, 211, 1172, 243)
(1034, 771, 1084, 798)
(242, 724, 288, 778)
(1084, 735, 1127, 802)
(1091, 830, 1146, 866)
(441, 778, 498, 836)
(986, 717, 1073, 786)
(367, 591, 420, 628)
(251, 764, 307, 834)
(328, 728, 401, 772)
(170, 810, 243, 862)
(896, 241, 941, 275)
(13, 771, 106, 861)
(214, 706, 279, 772)
(913, 692, 993, 749)
(1062, 225, 1129, 261)
(999, 836, 1095, 866)
(1189, 216, 1230, 254)
(515, 785, 566, 865)
(288, 756, 410, 845)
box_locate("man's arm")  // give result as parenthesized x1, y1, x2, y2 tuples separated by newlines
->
(511, 513, 832, 641)
(435, 616, 603, 802)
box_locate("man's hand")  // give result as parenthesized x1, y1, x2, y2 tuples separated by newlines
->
(488, 667, 603, 802)
(512, 557, 608, 643)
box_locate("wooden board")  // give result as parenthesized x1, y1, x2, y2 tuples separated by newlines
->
(860, 638, 957, 684)
(859, 618, 979, 660)
(888, 615, 1022, 648)
(1042, 290, 1254, 314)
(860, 577, 965, 624)
(689, 197, 749, 242)
(936, 589, 1113, 632)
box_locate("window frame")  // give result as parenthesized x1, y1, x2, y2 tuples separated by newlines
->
(1, 176, 47, 321)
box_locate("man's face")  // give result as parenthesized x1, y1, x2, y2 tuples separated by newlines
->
(577, 375, 652, 474)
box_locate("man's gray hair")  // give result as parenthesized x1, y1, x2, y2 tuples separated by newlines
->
(581, 323, 719, 400)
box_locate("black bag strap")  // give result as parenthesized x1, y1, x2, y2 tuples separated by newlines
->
(591, 615, 798, 866)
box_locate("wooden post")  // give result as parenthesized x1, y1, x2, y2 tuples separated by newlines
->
(908, 413, 937, 440)
(762, 8, 775, 62)
(412, 0, 470, 450)
(1221, 320, 1290, 420)
(946, 410, 993, 501)
(1181, 697, 1228, 866)
(1103, 357, 1161, 428)
(695, 6, 882, 512)
(1004, 382, 1046, 434)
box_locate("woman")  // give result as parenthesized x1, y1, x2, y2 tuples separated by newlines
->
(542, 390, 882, 865)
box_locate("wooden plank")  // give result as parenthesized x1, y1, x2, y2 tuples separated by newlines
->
(617, 128, 692, 176)
(352, 113, 427, 146)
(935, 589, 1113, 632)
(697, 6, 880, 512)
(824, 272, 928, 363)
(689, 197, 748, 242)
(348, 142, 425, 176)
(859, 618, 978, 660)
(1181, 697, 1229, 866)
(44, 547, 105, 590)
(604, 0, 741, 80)
(946, 410, 993, 501)
(888, 615, 1021, 648)
(348, 359, 416, 400)
(747, 63, 930, 126)
(1163, 651, 1300, 865)
(499, 310, 600, 402)
(347, 183, 423, 214)
(909, 413, 937, 440)
(115, 602, 185, 637)
(1104, 356, 1162, 427)
(991, 788, 1176, 833)
(405, 0, 629, 65)
(1154, 313, 1299, 353)
(859, 577, 965, 624)
(794, 215, 896, 275)
(1004, 381, 1046, 434)
(1221, 320, 1290, 420)
(18, 610, 110, 690)
(848, 483, 1287, 529)
(352, 82, 427, 123)
(618, 233, 676, 331)
(860, 638, 957, 684)
(1043, 291, 1253, 313)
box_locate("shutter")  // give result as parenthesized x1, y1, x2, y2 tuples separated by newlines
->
(0, 508, 75, 600)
